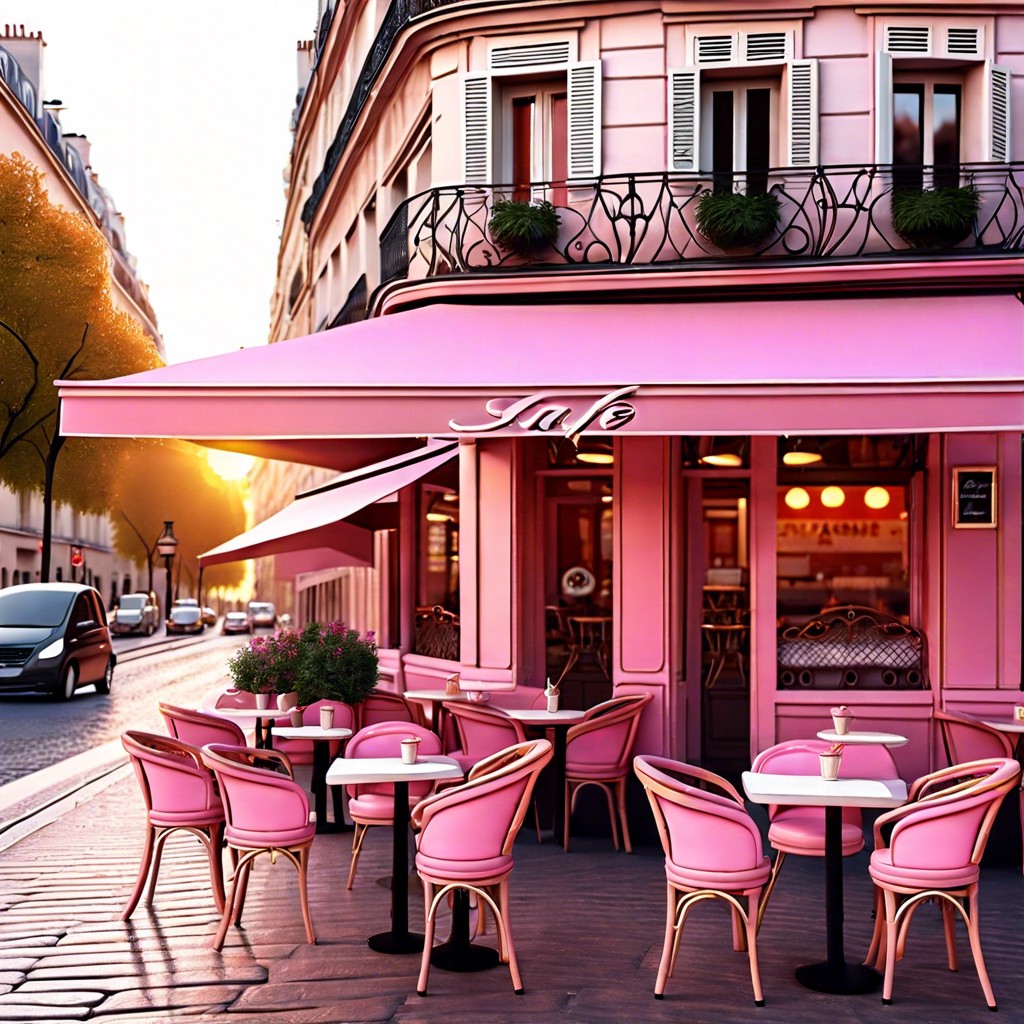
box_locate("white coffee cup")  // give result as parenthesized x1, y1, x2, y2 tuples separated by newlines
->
(255, 692, 271, 710)
(320, 705, 335, 730)
(819, 751, 842, 781)
(547, 693, 559, 713)
(401, 737, 421, 764)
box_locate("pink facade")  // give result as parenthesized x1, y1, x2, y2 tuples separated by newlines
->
(60, 0, 1024, 784)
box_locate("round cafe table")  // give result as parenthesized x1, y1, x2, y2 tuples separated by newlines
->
(325, 754, 462, 954)
(200, 704, 276, 748)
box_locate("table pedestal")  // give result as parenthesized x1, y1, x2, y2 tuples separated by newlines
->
(368, 780, 424, 954)
(311, 741, 352, 835)
(795, 805, 882, 995)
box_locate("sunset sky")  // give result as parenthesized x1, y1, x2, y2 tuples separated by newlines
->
(3, 0, 316, 365)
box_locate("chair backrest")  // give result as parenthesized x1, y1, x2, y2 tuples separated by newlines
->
(934, 709, 1014, 765)
(447, 703, 527, 762)
(566, 693, 652, 772)
(344, 721, 444, 800)
(877, 757, 1021, 870)
(159, 702, 247, 747)
(634, 755, 765, 874)
(201, 743, 311, 841)
(214, 688, 257, 709)
(412, 739, 553, 861)
(121, 730, 220, 818)
(357, 691, 422, 730)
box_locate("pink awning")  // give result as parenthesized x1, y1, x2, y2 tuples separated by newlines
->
(198, 441, 458, 568)
(58, 296, 1024, 463)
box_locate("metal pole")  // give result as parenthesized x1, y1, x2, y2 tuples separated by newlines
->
(164, 554, 174, 634)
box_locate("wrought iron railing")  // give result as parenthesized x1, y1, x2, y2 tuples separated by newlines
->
(328, 274, 369, 327)
(374, 164, 1024, 289)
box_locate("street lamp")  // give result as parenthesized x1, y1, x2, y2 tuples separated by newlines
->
(156, 521, 178, 634)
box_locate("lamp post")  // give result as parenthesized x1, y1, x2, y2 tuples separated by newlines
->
(156, 521, 178, 634)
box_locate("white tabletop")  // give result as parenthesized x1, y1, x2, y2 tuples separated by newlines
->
(271, 725, 353, 740)
(742, 771, 907, 809)
(976, 715, 1024, 735)
(502, 708, 586, 725)
(326, 754, 463, 786)
(404, 689, 473, 703)
(816, 729, 909, 747)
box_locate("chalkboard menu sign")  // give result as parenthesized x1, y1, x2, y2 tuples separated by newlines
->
(952, 466, 997, 529)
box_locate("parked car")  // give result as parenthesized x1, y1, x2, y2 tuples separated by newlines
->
(247, 601, 277, 630)
(166, 604, 205, 635)
(0, 583, 115, 700)
(110, 592, 160, 636)
(221, 611, 251, 635)
(201, 606, 218, 626)
(173, 598, 199, 607)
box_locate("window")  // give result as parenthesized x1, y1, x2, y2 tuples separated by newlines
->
(501, 81, 568, 202)
(703, 80, 776, 192)
(893, 79, 962, 189)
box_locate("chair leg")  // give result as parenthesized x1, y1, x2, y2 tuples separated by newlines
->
(214, 850, 249, 951)
(417, 880, 437, 996)
(882, 888, 899, 1005)
(532, 799, 542, 844)
(964, 885, 997, 1010)
(755, 850, 786, 934)
(296, 844, 316, 945)
(600, 782, 621, 851)
(205, 823, 226, 913)
(744, 891, 765, 1006)
(616, 778, 632, 853)
(563, 779, 573, 850)
(941, 900, 959, 971)
(122, 824, 157, 921)
(654, 885, 677, 997)
(497, 878, 523, 994)
(865, 885, 886, 969)
(347, 822, 370, 889)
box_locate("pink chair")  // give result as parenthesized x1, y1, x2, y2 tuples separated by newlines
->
(934, 709, 1022, 874)
(634, 755, 770, 1006)
(750, 737, 899, 929)
(411, 738, 553, 995)
(121, 730, 225, 920)
(200, 743, 317, 950)
(446, 702, 528, 774)
(343, 721, 443, 889)
(563, 693, 652, 851)
(271, 699, 355, 765)
(213, 688, 257, 709)
(357, 691, 425, 729)
(160, 702, 247, 747)
(866, 757, 1021, 1009)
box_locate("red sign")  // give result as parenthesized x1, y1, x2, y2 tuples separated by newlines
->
(70, 546, 84, 567)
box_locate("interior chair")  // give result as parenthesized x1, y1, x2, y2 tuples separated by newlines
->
(563, 692, 652, 851)
(159, 702, 247, 747)
(750, 737, 900, 930)
(121, 730, 225, 920)
(200, 743, 318, 950)
(865, 757, 1021, 1009)
(343, 721, 443, 889)
(411, 738, 553, 996)
(634, 755, 770, 1006)
(445, 702, 529, 774)
(934, 709, 1022, 874)
(357, 691, 425, 730)
(272, 699, 355, 765)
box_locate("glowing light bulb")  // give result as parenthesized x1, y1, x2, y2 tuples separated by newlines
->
(785, 487, 810, 510)
(864, 486, 891, 510)
(821, 486, 845, 508)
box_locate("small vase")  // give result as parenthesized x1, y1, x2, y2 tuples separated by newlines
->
(277, 691, 299, 713)
(255, 692, 271, 711)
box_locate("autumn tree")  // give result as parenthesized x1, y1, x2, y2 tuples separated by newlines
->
(0, 152, 162, 576)
(112, 439, 247, 599)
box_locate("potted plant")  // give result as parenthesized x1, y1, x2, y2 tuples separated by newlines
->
(227, 630, 302, 708)
(890, 184, 980, 250)
(695, 188, 781, 250)
(293, 620, 379, 708)
(488, 198, 560, 257)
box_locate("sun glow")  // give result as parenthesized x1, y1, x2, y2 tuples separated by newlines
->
(206, 449, 256, 481)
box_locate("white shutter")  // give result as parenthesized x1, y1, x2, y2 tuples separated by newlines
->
(875, 51, 894, 165)
(568, 61, 602, 179)
(667, 68, 701, 172)
(987, 63, 1011, 162)
(787, 59, 818, 166)
(461, 73, 492, 184)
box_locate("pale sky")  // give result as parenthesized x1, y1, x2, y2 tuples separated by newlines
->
(3, 0, 316, 365)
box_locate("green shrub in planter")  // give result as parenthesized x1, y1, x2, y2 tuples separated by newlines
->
(488, 198, 560, 256)
(695, 189, 781, 250)
(890, 185, 980, 249)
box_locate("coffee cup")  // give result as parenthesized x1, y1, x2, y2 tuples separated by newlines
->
(830, 705, 853, 736)
(819, 750, 842, 781)
(547, 692, 560, 713)
(320, 704, 335, 730)
(401, 737, 421, 764)
(289, 707, 303, 727)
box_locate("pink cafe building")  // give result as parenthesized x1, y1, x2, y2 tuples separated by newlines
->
(58, 0, 1024, 784)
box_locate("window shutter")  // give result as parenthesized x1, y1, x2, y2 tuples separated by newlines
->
(987, 63, 1011, 162)
(461, 73, 492, 184)
(875, 51, 893, 165)
(568, 61, 602, 179)
(786, 59, 818, 166)
(667, 68, 701, 172)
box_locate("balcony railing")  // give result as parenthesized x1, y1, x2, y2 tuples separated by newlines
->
(376, 164, 1024, 292)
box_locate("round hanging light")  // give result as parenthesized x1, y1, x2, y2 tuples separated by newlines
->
(784, 487, 811, 510)
(821, 486, 846, 508)
(864, 486, 891, 510)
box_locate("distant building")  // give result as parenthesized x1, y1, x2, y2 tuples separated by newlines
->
(0, 24, 163, 604)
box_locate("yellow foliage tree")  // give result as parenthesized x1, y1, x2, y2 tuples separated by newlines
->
(0, 152, 163, 577)
(112, 440, 247, 597)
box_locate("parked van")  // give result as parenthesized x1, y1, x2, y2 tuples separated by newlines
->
(247, 601, 277, 630)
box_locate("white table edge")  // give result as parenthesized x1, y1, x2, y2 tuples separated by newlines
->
(271, 726, 353, 739)
(325, 755, 463, 785)
(742, 771, 908, 808)
(816, 729, 909, 747)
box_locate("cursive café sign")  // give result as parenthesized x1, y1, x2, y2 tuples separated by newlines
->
(448, 385, 639, 441)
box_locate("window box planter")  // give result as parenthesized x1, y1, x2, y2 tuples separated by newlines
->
(488, 198, 560, 257)
(695, 189, 781, 250)
(890, 185, 980, 250)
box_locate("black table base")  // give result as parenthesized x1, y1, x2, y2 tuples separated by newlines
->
(430, 890, 500, 972)
(795, 960, 882, 995)
(368, 929, 424, 954)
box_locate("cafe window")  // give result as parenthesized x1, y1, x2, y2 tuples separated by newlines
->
(776, 435, 923, 628)
(415, 477, 460, 660)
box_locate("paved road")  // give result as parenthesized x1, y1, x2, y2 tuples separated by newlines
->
(0, 629, 248, 785)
